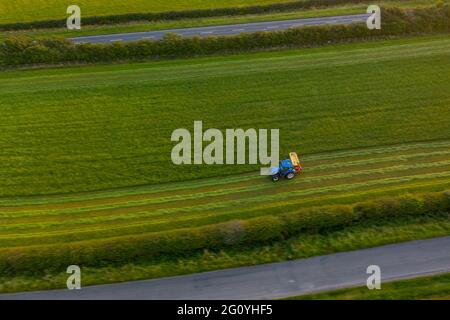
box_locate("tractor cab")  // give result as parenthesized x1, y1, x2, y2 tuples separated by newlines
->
(280, 159, 294, 171)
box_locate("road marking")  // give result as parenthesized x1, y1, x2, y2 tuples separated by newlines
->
(69, 14, 377, 44)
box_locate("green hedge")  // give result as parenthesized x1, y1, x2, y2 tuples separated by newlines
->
(0, 0, 383, 31)
(0, 190, 449, 276)
(1, 7, 450, 68)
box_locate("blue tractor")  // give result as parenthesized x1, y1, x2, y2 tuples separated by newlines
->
(270, 152, 303, 182)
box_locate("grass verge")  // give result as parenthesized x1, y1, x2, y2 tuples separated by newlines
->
(286, 272, 450, 299)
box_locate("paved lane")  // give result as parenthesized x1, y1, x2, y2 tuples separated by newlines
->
(70, 13, 370, 44)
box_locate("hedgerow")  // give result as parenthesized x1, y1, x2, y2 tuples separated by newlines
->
(1, 7, 449, 68)
(0, 0, 385, 31)
(0, 190, 448, 276)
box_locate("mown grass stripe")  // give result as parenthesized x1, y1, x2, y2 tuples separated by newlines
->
(2, 176, 450, 249)
(2, 176, 450, 248)
(1, 149, 449, 221)
(1, 161, 449, 239)
(1, 141, 449, 213)
(1, 140, 449, 209)
(0, 181, 450, 249)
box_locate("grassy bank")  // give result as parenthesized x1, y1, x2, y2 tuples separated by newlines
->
(287, 272, 450, 299)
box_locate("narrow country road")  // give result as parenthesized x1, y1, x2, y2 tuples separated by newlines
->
(1, 236, 449, 300)
(70, 13, 370, 44)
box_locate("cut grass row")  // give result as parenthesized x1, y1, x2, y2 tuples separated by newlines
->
(0, 139, 449, 249)
(3, 138, 450, 206)
(287, 272, 450, 299)
(3, 140, 450, 211)
(2, 143, 450, 219)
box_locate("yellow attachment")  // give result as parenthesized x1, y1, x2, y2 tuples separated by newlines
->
(289, 152, 300, 166)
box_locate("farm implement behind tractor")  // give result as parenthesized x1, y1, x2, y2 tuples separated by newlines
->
(270, 152, 303, 182)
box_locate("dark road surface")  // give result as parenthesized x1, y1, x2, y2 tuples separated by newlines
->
(70, 13, 370, 44)
(1, 236, 449, 300)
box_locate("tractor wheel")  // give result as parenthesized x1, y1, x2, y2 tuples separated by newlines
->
(272, 174, 280, 182)
(286, 172, 295, 180)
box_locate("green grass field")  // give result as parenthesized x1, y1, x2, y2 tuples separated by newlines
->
(0, 0, 295, 24)
(1, 36, 450, 196)
(0, 35, 449, 248)
(287, 272, 450, 299)
(1, 35, 450, 292)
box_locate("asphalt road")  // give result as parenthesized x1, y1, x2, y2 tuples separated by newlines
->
(1, 236, 449, 300)
(70, 13, 370, 44)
